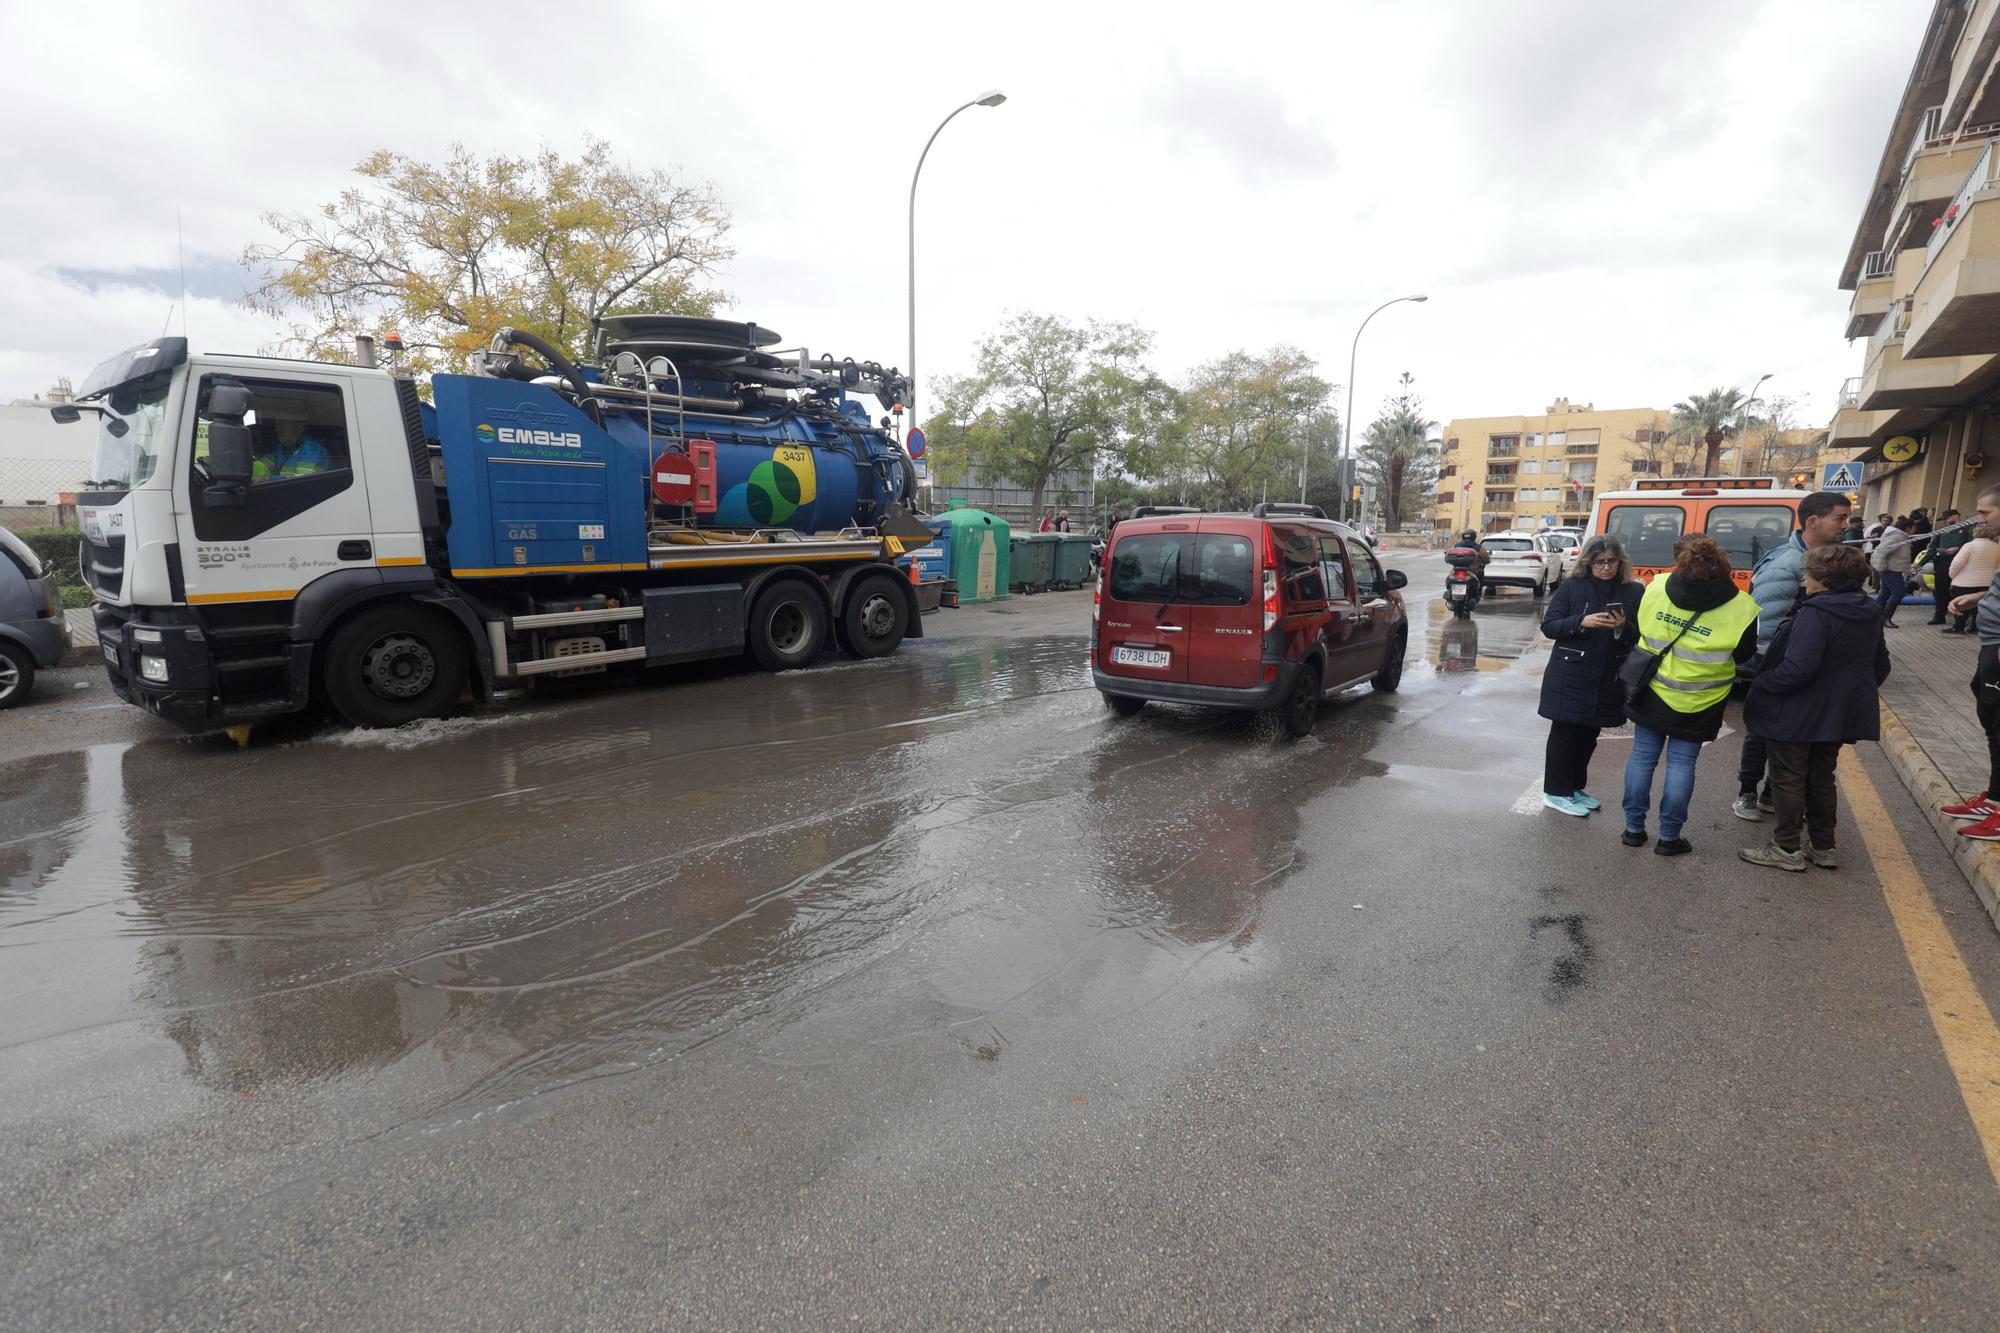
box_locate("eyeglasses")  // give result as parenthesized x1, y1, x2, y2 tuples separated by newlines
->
(1590, 557, 1620, 567)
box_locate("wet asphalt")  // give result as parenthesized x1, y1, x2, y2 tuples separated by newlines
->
(4, 551, 2000, 1328)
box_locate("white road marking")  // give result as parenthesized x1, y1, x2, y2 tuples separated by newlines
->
(1511, 780, 1547, 815)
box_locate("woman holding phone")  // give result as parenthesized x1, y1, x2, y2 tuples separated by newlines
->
(1537, 535, 1646, 816)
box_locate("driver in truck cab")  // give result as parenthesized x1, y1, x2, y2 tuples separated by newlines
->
(252, 417, 332, 481)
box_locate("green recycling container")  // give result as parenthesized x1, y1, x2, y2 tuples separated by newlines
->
(1009, 532, 1058, 592)
(1052, 534, 1094, 587)
(929, 507, 1010, 603)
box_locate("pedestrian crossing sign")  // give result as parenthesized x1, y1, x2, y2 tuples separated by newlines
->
(1819, 461, 1863, 491)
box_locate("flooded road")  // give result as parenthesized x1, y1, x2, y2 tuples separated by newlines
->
(7, 565, 1999, 1328)
(5, 588, 1503, 1126)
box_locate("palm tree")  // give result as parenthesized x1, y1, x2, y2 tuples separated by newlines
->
(1360, 396, 1438, 531)
(1669, 387, 1751, 476)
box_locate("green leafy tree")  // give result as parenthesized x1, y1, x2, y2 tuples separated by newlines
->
(925, 313, 1177, 516)
(1356, 373, 1439, 531)
(244, 140, 733, 375)
(1178, 347, 1332, 509)
(1669, 387, 1753, 477)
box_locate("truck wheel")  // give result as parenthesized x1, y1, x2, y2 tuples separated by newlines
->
(0, 643, 34, 710)
(323, 604, 466, 728)
(836, 573, 909, 658)
(747, 578, 827, 671)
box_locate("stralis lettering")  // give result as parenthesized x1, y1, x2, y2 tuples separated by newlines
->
(499, 427, 582, 450)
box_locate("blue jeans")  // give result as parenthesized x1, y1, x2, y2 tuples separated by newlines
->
(1875, 570, 1907, 620)
(1623, 722, 1704, 839)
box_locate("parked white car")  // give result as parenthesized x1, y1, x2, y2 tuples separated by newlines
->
(1478, 532, 1553, 597)
(1537, 529, 1580, 579)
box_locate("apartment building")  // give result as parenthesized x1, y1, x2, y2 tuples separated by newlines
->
(1432, 400, 1671, 533)
(1831, 0, 2000, 518)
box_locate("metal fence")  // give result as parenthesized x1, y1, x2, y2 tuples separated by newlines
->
(922, 465, 1097, 532)
(0, 457, 89, 509)
(0, 502, 78, 533)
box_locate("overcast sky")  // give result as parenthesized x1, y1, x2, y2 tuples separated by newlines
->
(0, 0, 1929, 432)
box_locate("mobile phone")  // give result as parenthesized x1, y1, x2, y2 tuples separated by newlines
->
(1606, 604, 1626, 626)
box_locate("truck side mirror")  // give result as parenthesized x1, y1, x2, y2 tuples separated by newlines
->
(204, 422, 254, 507)
(203, 379, 256, 507)
(49, 404, 80, 424)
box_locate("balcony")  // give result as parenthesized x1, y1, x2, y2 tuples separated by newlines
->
(1487, 443, 1519, 458)
(1483, 472, 1516, 486)
(1563, 443, 1597, 456)
(1844, 250, 1899, 339)
(1829, 400, 1895, 449)
(1860, 289, 2000, 411)
(1886, 117, 1998, 252)
(1906, 142, 2000, 358)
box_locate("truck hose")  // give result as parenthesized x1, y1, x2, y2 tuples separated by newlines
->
(499, 327, 603, 426)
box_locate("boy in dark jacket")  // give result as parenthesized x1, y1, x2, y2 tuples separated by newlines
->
(1739, 544, 1891, 871)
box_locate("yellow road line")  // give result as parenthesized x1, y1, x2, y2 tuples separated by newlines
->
(1842, 749, 2000, 1186)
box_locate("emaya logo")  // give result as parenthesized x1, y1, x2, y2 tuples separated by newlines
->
(480, 401, 585, 450)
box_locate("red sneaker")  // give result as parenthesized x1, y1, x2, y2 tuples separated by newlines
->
(1959, 810, 2000, 841)
(1943, 792, 1999, 820)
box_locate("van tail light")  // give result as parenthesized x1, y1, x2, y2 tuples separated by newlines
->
(1093, 580, 1101, 624)
(1262, 568, 1280, 632)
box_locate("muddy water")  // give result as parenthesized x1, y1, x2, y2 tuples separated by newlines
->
(0, 606, 1539, 1134)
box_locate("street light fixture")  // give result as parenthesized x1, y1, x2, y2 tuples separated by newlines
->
(907, 89, 1007, 430)
(1734, 372, 1773, 478)
(1341, 294, 1428, 524)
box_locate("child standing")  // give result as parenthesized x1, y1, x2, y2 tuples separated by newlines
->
(1739, 544, 1891, 871)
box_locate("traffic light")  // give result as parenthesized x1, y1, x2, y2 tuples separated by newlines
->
(1789, 471, 1811, 488)
(1350, 484, 1363, 502)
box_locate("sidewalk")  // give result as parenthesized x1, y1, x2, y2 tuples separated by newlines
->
(1876, 614, 2000, 933)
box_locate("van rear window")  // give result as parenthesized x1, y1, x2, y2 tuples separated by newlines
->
(1704, 504, 1793, 571)
(1603, 504, 1685, 567)
(1108, 533, 1254, 604)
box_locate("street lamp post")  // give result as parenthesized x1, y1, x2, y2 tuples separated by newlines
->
(907, 89, 1006, 430)
(1340, 294, 1428, 524)
(1734, 372, 1773, 478)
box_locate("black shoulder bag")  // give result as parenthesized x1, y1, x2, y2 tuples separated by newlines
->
(1616, 606, 1706, 707)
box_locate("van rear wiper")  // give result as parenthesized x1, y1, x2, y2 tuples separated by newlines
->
(1156, 548, 1181, 619)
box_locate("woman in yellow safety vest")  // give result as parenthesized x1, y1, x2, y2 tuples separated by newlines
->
(1619, 534, 1760, 856)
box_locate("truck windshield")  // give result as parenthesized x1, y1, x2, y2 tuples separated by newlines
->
(88, 370, 175, 490)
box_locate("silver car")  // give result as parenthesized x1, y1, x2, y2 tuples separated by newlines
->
(0, 525, 69, 708)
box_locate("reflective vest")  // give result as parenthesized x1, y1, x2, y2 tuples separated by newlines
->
(1633, 578, 1759, 713)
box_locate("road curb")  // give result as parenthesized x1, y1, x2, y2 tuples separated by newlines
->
(1877, 698, 2000, 936)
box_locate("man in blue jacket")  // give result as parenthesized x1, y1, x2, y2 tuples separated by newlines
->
(1733, 490, 1852, 822)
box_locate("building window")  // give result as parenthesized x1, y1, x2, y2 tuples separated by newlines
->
(1522, 460, 1542, 474)
(1549, 431, 1566, 448)
(1526, 432, 1542, 447)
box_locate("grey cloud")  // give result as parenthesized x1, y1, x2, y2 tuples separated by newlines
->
(1147, 62, 1339, 185)
(57, 255, 253, 304)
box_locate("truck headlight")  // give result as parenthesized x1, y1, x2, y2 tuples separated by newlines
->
(132, 627, 163, 644)
(139, 656, 169, 683)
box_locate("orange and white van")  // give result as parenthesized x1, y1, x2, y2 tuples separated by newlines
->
(1585, 478, 1811, 591)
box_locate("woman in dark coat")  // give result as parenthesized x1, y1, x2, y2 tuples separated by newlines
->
(1739, 543, 1891, 872)
(1538, 535, 1645, 815)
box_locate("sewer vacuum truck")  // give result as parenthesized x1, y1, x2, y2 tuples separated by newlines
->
(56, 315, 942, 732)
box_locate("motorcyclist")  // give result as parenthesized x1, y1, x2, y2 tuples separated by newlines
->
(1449, 529, 1489, 587)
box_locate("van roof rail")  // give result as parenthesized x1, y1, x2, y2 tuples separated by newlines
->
(1251, 502, 1327, 519)
(1130, 505, 1204, 519)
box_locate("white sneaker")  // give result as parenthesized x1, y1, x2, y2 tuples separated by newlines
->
(1731, 793, 1763, 822)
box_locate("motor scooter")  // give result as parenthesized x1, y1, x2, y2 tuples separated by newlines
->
(1443, 546, 1483, 619)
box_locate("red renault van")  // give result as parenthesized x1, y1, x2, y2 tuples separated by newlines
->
(1091, 504, 1410, 736)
